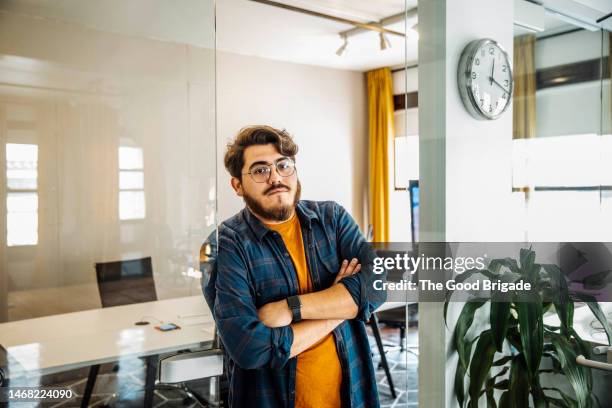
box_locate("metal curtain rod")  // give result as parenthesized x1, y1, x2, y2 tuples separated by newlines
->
(249, 0, 406, 37)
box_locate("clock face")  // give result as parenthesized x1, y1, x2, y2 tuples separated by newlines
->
(458, 39, 513, 120)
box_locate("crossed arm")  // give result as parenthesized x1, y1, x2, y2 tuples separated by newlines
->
(258, 259, 362, 357)
(214, 205, 385, 368)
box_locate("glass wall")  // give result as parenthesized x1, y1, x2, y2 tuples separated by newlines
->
(0, 0, 216, 322)
(512, 18, 611, 242)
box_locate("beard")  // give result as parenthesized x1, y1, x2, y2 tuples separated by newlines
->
(243, 180, 301, 222)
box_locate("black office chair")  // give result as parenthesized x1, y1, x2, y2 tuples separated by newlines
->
(95, 257, 156, 308)
(82, 257, 203, 407)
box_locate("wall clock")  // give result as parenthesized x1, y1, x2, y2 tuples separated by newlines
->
(457, 38, 514, 120)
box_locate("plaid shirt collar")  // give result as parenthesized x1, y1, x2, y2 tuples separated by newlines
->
(241, 200, 319, 242)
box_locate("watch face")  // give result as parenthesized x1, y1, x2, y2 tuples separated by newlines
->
(458, 39, 513, 120)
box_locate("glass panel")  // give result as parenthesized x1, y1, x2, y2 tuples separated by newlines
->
(512, 12, 607, 242)
(0, 1, 216, 405)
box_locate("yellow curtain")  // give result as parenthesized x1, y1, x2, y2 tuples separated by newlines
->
(367, 67, 393, 242)
(513, 35, 536, 139)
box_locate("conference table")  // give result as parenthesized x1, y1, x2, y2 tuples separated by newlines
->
(0, 296, 215, 406)
(0, 295, 411, 405)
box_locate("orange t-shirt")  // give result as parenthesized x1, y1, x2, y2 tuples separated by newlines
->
(265, 213, 342, 408)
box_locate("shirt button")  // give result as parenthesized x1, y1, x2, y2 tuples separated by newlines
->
(284, 252, 290, 257)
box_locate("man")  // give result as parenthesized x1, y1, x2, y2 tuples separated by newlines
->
(204, 125, 385, 407)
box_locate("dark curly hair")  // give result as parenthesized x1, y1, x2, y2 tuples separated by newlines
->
(224, 125, 298, 180)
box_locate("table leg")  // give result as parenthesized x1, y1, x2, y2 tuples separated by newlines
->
(144, 355, 158, 407)
(81, 364, 100, 408)
(370, 313, 397, 399)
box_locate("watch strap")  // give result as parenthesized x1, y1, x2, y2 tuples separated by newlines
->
(287, 295, 302, 323)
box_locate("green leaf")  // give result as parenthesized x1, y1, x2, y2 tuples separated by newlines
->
(468, 330, 496, 407)
(498, 392, 511, 408)
(542, 264, 573, 332)
(489, 258, 520, 275)
(516, 293, 544, 380)
(509, 356, 530, 408)
(486, 388, 497, 408)
(549, 333, 592, 408)
(543, 387, 579, 408)
(520, 247, 536, 277)
(572, 293, 612, 345)
(444, 267, 491, 327)
(531, 377, 549, 408)
(493, 379, 509, 390)
(490, 301, 511, 352)
(453, 300, 487, 369)
(455, 358, 466, 408)
(546, 396, 574, 408)
(492, 355, 513, 366)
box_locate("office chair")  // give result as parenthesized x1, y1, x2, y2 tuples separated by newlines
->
(157, 329, 225, 406)
(95, 257, 157, 308)
(83, 257, 204, 407)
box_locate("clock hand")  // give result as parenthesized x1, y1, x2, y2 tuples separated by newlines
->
(490, 59, 494, 86)
(489, 76, 508, 93)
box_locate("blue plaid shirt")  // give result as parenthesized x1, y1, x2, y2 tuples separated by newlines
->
(202, 200, 385, 408)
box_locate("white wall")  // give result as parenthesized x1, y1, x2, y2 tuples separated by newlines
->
(418, 0, 519, 406)
(216, 51, 368, 229)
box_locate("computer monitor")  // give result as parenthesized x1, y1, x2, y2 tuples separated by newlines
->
(409, 180, 419, 244)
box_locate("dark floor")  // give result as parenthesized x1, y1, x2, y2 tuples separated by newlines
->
(371, 323, 419, 408)
(2, 321, 418, 408)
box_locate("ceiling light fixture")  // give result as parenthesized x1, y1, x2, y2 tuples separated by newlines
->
(407, 23, 419, 40)
(336, 34, 348, 56)
(379, 32, 391, 50)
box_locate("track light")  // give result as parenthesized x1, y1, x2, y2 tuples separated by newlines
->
(336, 34, 348, 56)
(408, 23, 419, 40)
(379, 32, 391, 50)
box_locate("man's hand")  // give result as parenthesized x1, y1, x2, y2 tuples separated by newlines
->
(334, 258, 361, 284)
(258, 259, 361, 327)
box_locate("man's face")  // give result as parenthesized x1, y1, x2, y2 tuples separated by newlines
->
(231, 144, 301, 222)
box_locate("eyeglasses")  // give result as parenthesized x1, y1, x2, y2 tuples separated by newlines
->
(243, 157, 296, 183)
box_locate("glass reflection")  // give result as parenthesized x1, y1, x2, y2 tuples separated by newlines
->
(0, 0, 216, 323)
(512, 16, 610, 241)
(6, 143, 38, 247)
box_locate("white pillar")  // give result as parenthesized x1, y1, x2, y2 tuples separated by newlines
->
(418, 0, 516, 406)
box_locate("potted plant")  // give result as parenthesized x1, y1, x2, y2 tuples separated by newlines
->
(444, 248, 612, 407)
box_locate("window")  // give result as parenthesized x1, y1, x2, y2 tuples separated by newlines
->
(513, 134, 612, 241)
(6, 143, 38, 246)
(394, 135, 419, 190)
(118, 146, 146, 220)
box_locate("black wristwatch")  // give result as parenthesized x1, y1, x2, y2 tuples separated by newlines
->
(287, 295, 302, 323)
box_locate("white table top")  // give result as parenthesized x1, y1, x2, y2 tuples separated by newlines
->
(0, 296, 215, 378)
(376, 301, 414, 313)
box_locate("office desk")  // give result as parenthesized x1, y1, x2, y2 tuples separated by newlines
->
(0, 296, 215, 380)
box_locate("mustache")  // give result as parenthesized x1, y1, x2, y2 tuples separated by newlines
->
(264, 184, 290, 195)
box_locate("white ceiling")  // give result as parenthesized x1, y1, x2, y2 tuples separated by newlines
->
(216, 0, 417, 72)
